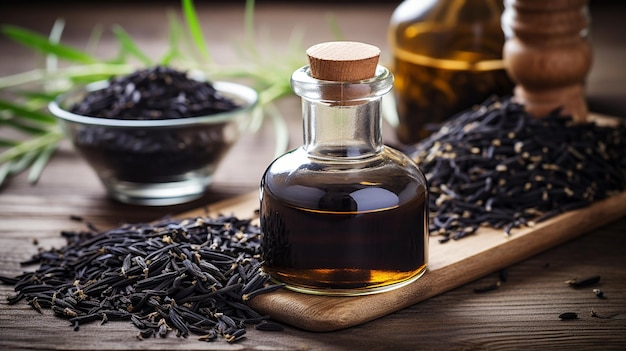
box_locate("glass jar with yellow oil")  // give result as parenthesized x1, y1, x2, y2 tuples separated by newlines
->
(389, 0, 514, 144)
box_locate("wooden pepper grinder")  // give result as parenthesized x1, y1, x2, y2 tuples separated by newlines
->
(502, 0, 592, 121)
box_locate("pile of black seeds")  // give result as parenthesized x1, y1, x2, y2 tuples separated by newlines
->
(73, 124, 232, 182)
(406, 97, 626, 242)
(66, 66, 242, 183)
(71, 66, 239, 119)
(1, 215, 283, 343)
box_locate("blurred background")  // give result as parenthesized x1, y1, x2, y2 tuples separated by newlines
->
(1, 0, 624, 120)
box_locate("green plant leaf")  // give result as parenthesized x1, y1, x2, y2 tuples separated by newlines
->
(1, 25, 100, 64)
(182, 0, 211, 61)
(265, 102, 290, 158)
(9, 149, 39, 175)
(28, 142, 58, 184)
(14, 90, 60, 102)
(3, 118, 51, 135)
(0, 161, 12, 187)
(0, 64, 133, 90)
(0, 138, 19, 147)
(46, 19, 65, 74)
(0, 130, 63, 164)
(160, 11, 184, 66)
(243, 0, 259, 59)
(0, 99, 57, 124)
(85, 24, 104, 55)
(326, 13, 344, 40)
(112, 25, 153, 66)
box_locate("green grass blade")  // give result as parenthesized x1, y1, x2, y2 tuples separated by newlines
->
(258, 81, 292, 106)
(326, 13, 344, 40)
(85, 24, 104, 55)
(112, 25, 153, 66)
(14, 90, 59, 102)
(0, 138, 19, 147)
(1, 25, 99, 64)
(266, 103, 289, 158)
(0, 161, 12, 188)
(0, 70, 45, 89)
(46, 19, 65, 73)
(181, 0, 211, 61)
(0, 99, 57, 124)
(0, 64, 133, 90)
(160, 11, 184, 66)
(3, 118, 50, 135)
(9, 149, 39, 175)
(28, 142, 58, 184)
(0, 130, 63, 164)
(243, 0, 259, 58)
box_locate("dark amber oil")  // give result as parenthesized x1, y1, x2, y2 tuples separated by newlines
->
(260, 159, 428, 295)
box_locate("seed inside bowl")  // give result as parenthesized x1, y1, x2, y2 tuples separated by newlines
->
(66, 66, 243, 185)
(70, 66, 240, 119)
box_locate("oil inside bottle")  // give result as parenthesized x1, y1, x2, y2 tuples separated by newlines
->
(260, 149, 428, 296)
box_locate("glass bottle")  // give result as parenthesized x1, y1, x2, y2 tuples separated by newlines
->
(260, 42, 429, 296)
(388, 0, 514, 144)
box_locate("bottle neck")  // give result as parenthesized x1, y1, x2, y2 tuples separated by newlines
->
(302, 97, 383, 159)
(291, 65, 393, 160)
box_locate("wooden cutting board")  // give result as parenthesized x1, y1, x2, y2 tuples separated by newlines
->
(181, 187, 626, 332)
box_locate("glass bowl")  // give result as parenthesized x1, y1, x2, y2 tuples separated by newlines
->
(49, 80, 258, 206)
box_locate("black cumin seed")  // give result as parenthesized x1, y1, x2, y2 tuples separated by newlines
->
(593, 288, 605, 298)
(499, 269, 508, 283)
(197, 329, 218, 342)
(473, 281, 501, 293)
(242, 283, 285, 301)
(565, 275, 601, 288)
(224, 328, 246, 343)
(559, 312, 578, 320)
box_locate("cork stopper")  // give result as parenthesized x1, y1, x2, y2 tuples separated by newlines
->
(306, 41, 380, 81)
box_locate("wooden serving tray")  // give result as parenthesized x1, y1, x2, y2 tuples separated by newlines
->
(182, 187, 626, 332)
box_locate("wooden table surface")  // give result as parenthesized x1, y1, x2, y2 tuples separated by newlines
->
(1, 1, 625, 350)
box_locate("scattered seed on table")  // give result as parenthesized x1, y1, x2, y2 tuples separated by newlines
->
(590, 309, 614, 319)
(473, 281, 501, 293)
(558, 312, 578, 320)
(0, 214, 283, 343)
(499, 268, 508, 283)
(565, 275, 601, 288)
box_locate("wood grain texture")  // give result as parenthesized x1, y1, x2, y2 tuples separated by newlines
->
(2, 189, 626, 350)
(1, 2, 626, 350)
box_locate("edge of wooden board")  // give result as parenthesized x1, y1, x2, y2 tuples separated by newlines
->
(182, 190, 626, 332)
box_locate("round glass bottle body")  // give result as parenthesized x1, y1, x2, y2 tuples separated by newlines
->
(260, 66, 429, 296)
